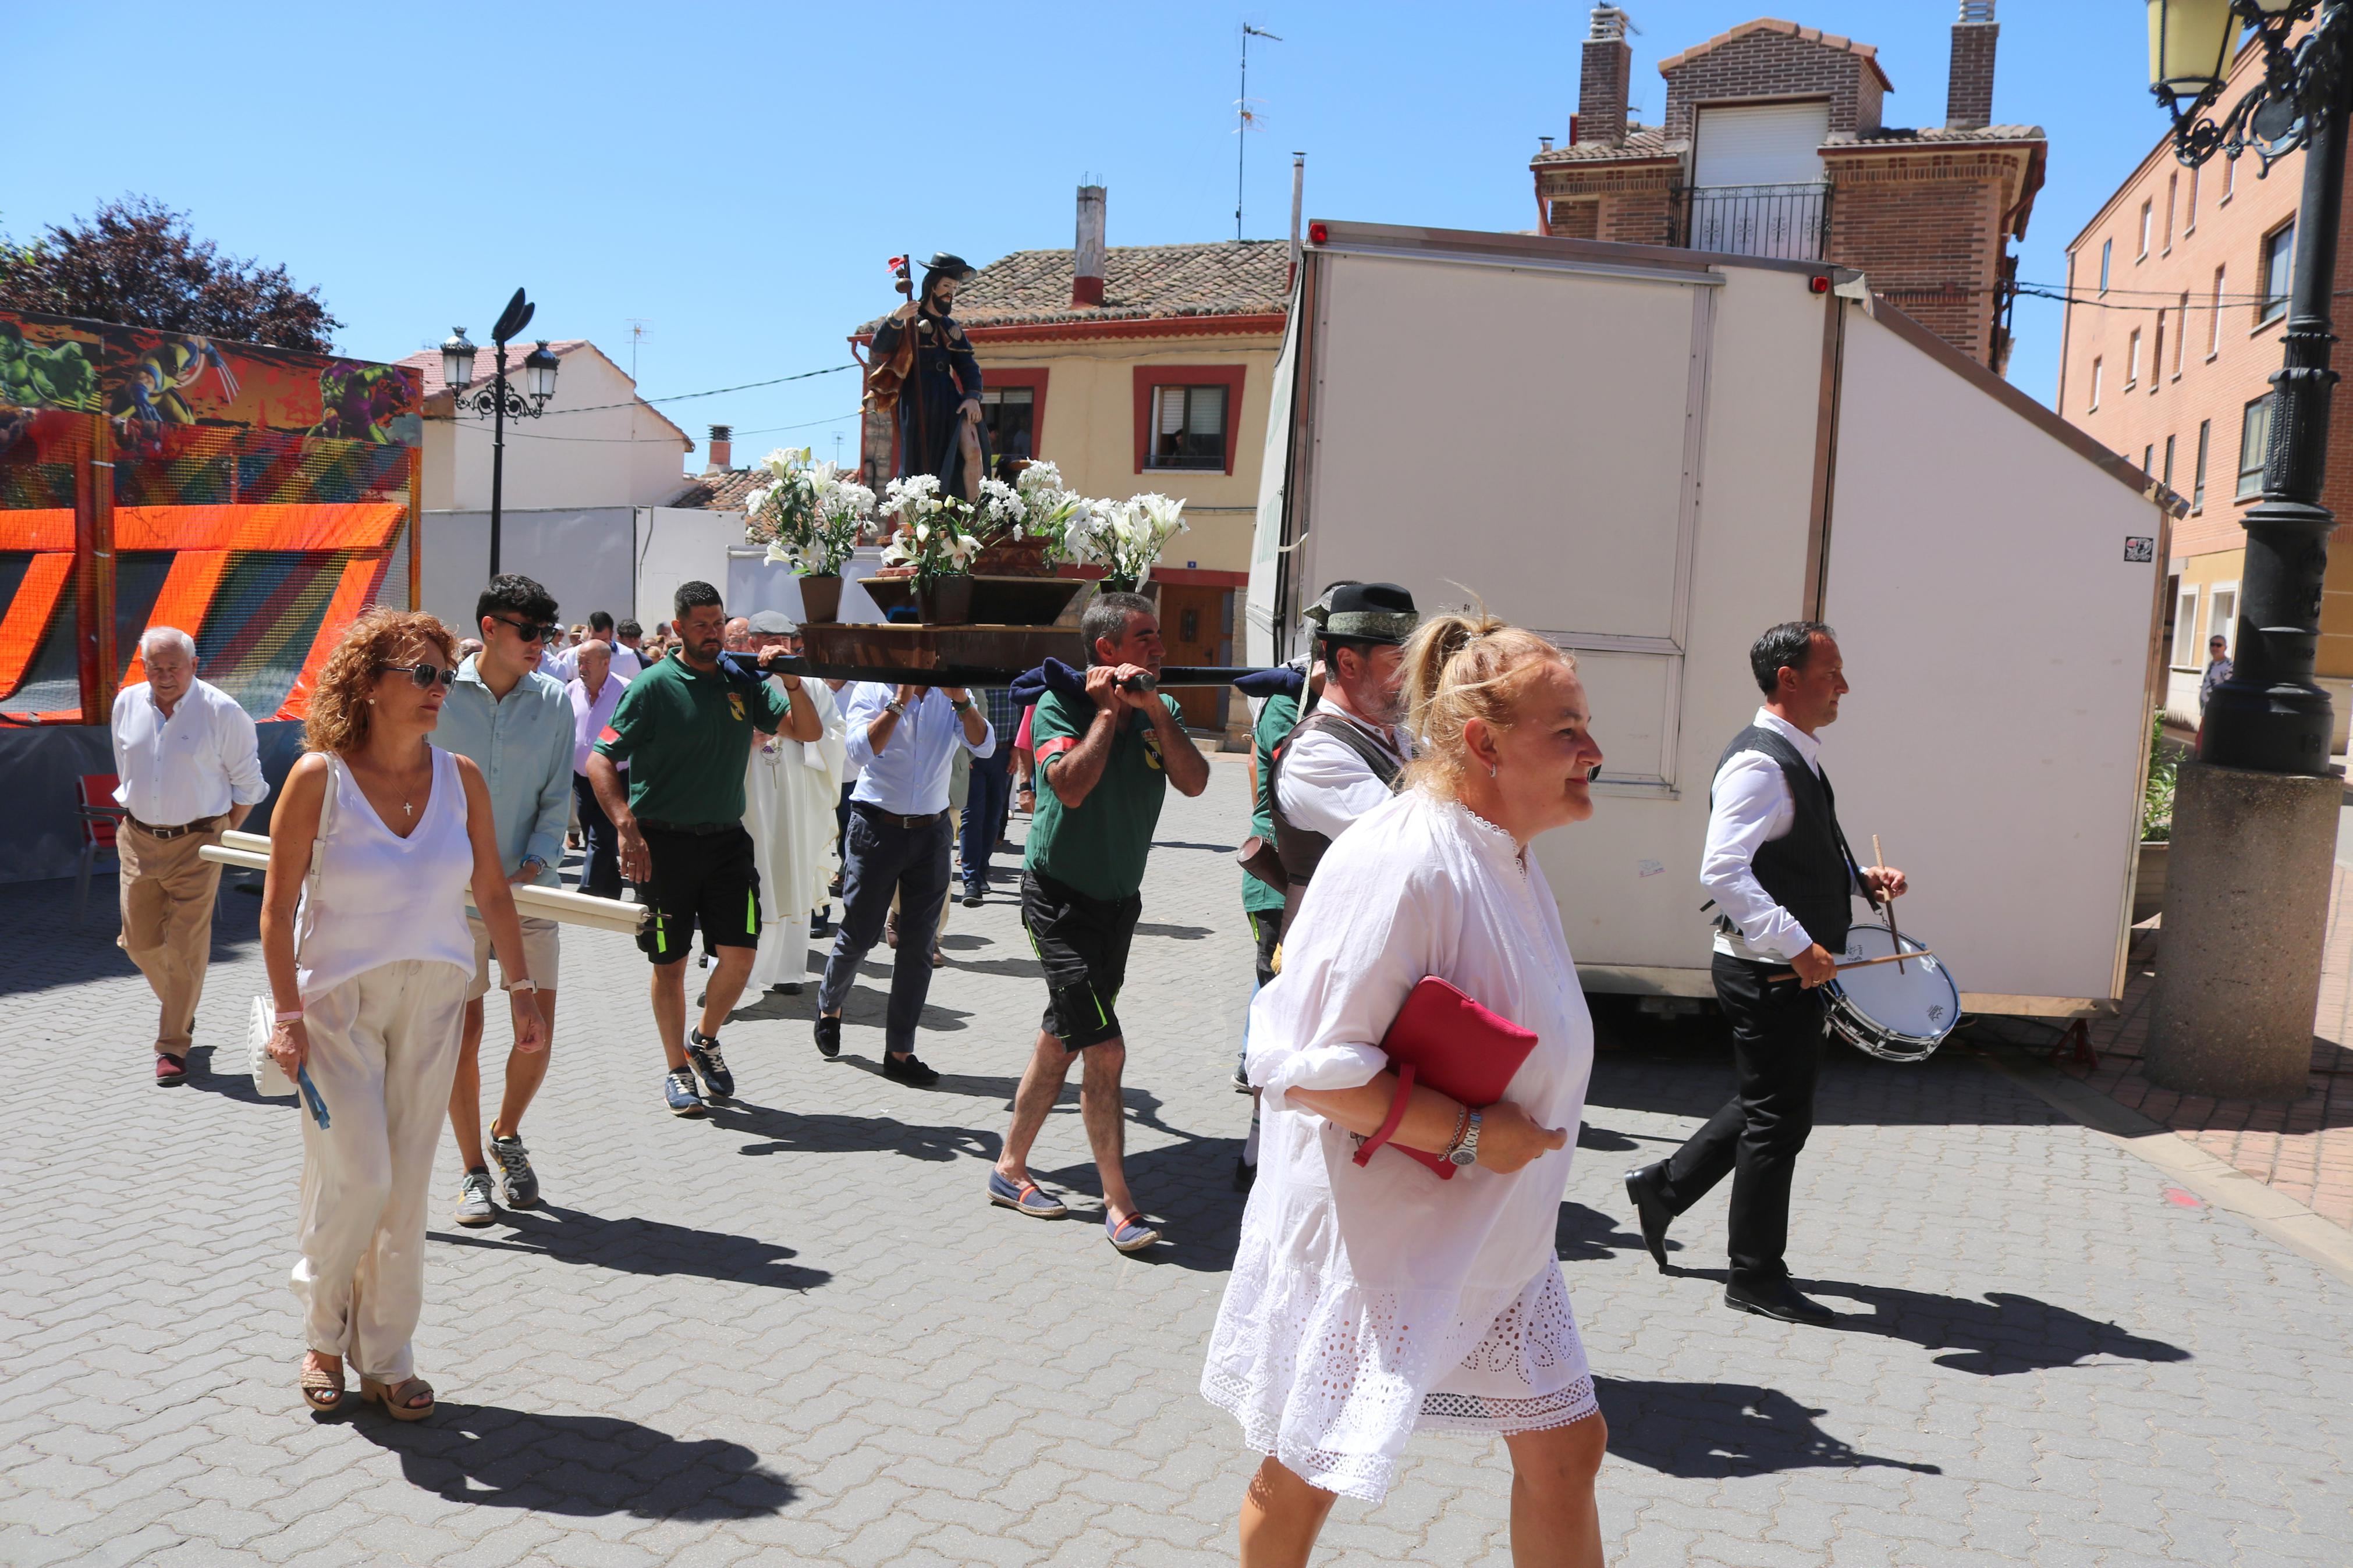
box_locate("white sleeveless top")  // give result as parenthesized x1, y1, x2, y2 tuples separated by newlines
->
(295, 748, 477, 1002)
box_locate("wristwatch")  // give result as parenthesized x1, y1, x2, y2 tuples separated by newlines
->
(883, 699, 907, 718)
(517, 854, 546, 880)
(1446, 1109, 1484, 1169)
(950, 698, 972, 714)
(504, 977, 538, 994)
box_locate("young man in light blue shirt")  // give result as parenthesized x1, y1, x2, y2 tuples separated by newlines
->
(814, 680, 993, 1083)
(434, 574, 577, 1226)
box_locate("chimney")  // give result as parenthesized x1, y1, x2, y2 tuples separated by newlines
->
(1947, 0, 1998, 130)
(1073, 184, 1107, 307)
(708, 424, 733, 472)
(1574, 7, 1632, 146)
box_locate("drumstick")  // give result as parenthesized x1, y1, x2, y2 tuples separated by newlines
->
(1766, 948, 1933, 984)
(1872, 833, 1904, 976)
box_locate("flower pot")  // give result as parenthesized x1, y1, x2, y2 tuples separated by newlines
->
(798, 574, 843, 624)
(915, 575, 975, 626)
(973, 536, 1054, 577)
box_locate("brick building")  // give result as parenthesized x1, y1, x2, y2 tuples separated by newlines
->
(2060, 29, 2353, 740)
(1531, 4, 2044, 371)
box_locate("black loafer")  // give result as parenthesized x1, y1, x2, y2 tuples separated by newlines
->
(814, 1016, 842, 1059)
(882, 1052, 939, 1087)
(1623, 1161, 1674, 1274)
(1724, 1276, 1836, 1325)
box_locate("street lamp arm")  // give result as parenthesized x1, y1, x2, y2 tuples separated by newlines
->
(2163, 1, 2348, 176)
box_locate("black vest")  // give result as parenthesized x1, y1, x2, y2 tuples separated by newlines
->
(1713, 725, 1858, 952)
(1268, 708, 1406, 938)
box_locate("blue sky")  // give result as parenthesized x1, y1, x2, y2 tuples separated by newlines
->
(9, 2, 2187, 468)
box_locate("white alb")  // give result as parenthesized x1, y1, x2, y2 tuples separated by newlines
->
(1202, 787, 1597, 1502)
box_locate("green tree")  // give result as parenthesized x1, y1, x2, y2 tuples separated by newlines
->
(0, 196, 340, 353)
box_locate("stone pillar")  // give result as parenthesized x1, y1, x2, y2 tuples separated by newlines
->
(2145, 760, 2337, 1101)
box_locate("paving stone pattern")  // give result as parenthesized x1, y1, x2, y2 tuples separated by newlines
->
(2063, 865, 2353, 1232)
(4, 756, 2350, 1565)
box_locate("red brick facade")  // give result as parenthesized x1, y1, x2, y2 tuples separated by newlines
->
(1529, 15, 2043, 371)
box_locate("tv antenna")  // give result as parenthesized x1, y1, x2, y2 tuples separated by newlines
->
(624, 318, 652, 382)
(1237, 23, 1282, 241)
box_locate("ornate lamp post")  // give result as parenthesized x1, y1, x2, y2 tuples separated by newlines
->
(441, 287, 559, 576)
(2142, 0, 2350, 1098)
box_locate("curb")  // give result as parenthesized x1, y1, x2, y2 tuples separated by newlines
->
(1979, 1047, 2353, 1289)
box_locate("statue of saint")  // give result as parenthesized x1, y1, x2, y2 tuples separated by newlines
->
(866, 252, 988, 502)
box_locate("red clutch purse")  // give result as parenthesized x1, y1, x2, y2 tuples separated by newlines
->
(1361, 976, 1539, 1180)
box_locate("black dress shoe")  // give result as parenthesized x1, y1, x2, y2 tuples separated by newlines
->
(769, 981, 803, 995)
(814, 1017, 842, 1059)
(961, 886, 985, 908)
(1724, 1276, 1836, 1325)
(882, 1052, 939, 1087)
(1622, 1161, 1674, 1274)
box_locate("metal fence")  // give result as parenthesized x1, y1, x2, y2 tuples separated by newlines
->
(1679, 182, 1833, 262)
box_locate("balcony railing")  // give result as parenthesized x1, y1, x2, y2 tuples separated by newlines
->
(1678, 182, 1832, 262)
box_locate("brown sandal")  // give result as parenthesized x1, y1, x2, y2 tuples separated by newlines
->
(359, 1374, 435, 1421)
(299, 1353, 345, 1412)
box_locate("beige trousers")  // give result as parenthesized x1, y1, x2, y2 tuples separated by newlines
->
(289, 958, 470, 1382)
(116, 821, 225, 1054)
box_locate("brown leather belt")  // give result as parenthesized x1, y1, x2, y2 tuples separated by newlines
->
(125, 813, 224, 841)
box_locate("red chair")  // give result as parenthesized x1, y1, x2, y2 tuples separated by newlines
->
(74, 773, 125, 928)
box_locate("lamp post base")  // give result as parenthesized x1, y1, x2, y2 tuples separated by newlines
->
(2146, 760, 2337, 1103)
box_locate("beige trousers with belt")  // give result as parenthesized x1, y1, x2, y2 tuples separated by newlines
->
(290, 958, 470, 1382)
(116, 821, 225, 1054)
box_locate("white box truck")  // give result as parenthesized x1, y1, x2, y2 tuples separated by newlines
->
(1247, 221, 2177, 1018)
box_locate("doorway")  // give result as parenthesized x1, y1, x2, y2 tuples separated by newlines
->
(1154, 582, 1231, 731)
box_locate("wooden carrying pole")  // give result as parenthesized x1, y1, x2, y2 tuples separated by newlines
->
(203, 833, 647, 936)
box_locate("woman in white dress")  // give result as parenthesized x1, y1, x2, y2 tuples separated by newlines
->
(1202, 611, 1610, 1566)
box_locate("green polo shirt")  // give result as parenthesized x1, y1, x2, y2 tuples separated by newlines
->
(1025, 687, 1184, 902)
(1242, 689, 1298, 915)
(592, 656, 787, 826)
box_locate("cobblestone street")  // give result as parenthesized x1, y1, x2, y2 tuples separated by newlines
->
(5, 755, 2351, 1566)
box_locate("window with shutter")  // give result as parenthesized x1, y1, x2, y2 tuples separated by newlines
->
(1149, 385, 1227, 470)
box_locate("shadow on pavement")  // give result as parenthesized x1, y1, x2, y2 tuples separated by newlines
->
(711, 1101, 999, 1163)
(1596, 1377, 1942, 1477)
(1795, 1278, 2194, 1375)
(350, 1402, 798, 1518)
(1555, 1200, 1683, 1265)
(431, 1204, 831, 1292)
(1042, 1132, 1251, 1273)
(173, 1044, 293, 1108)
(1133, 922, 1215, 941)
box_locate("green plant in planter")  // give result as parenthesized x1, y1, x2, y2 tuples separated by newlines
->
(747, 448, 870, 577)
(2141, 707, 2178, 843)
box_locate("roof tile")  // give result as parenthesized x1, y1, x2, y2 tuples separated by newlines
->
(854, 240, 1290, 336)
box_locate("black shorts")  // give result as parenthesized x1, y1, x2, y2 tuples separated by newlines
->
(634, 823, 761, 965)
(1022, 867, 1141, 1050)
(1249, 910, 1282, 988)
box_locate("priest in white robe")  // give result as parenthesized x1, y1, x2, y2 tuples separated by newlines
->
(743, 612, 849, 993)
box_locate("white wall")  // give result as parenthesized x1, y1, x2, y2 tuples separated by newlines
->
(635, 507, 747, 628)
(434, 347, 691, 513)
(726, 543, 889, 625)
(421, 508, 639, 637)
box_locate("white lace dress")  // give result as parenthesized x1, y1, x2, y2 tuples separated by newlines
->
(1200, 788, 1597, 1503)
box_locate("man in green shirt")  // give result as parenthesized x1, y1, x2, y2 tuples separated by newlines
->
(988, 592, 1210, 1252)
(588, 581, 818, 1118)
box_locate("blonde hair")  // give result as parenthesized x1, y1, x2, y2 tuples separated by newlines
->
(1399, 605, 1574, 800)
(303, 607, 456, 755)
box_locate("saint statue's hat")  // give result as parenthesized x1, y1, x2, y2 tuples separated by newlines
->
(922, 252, 974, 279)
(1319, 582, 1419, 646)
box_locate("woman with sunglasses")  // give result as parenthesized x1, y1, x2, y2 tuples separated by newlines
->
(261, 607, 546, 1420)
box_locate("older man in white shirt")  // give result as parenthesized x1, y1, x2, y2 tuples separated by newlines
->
(110, 626, 267, 1083)
(813, 677, 993, 1083)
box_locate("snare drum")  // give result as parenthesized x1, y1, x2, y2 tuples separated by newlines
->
(1822, 926, 1957, 1063)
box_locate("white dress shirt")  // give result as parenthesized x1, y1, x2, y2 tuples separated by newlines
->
(1700, 706, 1859, 963)
(840, 682, 995, 815)
(606, 643, 644, 679)
(110, 678, 268, 826)
(1274, 703, 1412, 840)
(538, 645, 579, 682)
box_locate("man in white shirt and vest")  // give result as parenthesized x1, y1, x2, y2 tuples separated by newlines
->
(1624, 621, 1907, 1325)
(109, 626, 267, 1084)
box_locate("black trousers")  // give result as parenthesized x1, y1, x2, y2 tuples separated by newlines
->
(1659, 952, 1826, 1285)
(573, 773, 622, 899)
(817, 806, 951, 1055)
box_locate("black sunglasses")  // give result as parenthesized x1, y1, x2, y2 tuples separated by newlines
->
(377, 661, 458, 690)
(491, 614, 561, 644)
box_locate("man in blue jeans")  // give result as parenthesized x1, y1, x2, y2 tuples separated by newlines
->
(815, 680, 994, 1083)
(959, 685, 1022, 905)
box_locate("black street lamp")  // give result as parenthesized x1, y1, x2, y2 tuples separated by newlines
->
(440, 287, 559, 577)
(2148, 0, 2349, 774)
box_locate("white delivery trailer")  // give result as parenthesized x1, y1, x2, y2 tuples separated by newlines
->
(1248, 221, 2177, 1018)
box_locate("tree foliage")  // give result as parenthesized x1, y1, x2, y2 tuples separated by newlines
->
(0, 196, 340, 353)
